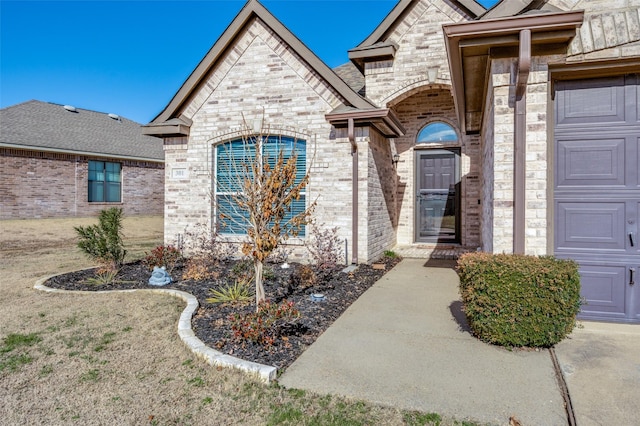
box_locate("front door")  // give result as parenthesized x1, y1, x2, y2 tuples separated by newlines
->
(416, 149, 460, 243)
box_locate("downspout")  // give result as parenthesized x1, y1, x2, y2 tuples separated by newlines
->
(349, 117, 358, 264)
(513, 29, 531, 254)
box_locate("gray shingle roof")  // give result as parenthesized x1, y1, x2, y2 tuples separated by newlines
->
(333, 62, 365, 96)
(0, 100, 164, 161)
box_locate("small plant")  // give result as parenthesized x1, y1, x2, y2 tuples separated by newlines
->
(1, 333, 42, 372)
(84, 268, 118, 285)
(403, 411, 442, 425)
(79, 368, 100, 382)
(1, 333, 41, 353)
(143, 245, 183, 274)
(74, 207, 127, 271)
(263, 266, 276, 281)
(289, 264, 316, 291)
(206, 280, 253, 305)
(268, 245, 292, 264)
(182, 222, 238, 262)
(229, 300, 300, 348)
(457, 252, 581, 347)
(230, 259, 255, 284)
(307, 223, 344, 270)
(384, 250, 398, 259)
(181, 256, 219, 281)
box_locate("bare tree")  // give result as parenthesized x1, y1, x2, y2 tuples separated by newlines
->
(213, 117, 315, 309)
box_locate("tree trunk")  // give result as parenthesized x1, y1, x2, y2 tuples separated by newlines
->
(254, 260, 266, 311)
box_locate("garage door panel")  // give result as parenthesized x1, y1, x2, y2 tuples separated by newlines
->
(635, 78, 640, 122)
(556, 202, 626, 251)
(556, 77, 626, 126)
(556, 138, 626, 187)
(635, 201, 640, 255)
(555, 74, 639, 323)
(637, 136, 640, 187)
(579, 265, 627, 317)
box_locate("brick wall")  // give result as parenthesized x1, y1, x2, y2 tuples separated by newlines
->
(482, 1, 640, 255)
(486, 58, 553, 255)
(480, 80, 495, 253)
(0, 148, 164, 219)
(162, 18, 376, 261)
(364, 0, 470, 106)
(390, 88, 480, 248)
(366, 128, 398, 261)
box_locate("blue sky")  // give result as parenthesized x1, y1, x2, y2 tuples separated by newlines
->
(1, 0, 498, 124)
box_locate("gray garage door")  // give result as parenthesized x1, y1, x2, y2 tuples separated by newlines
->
(554, 74, 640, 323)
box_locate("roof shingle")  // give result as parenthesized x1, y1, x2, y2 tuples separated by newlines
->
(0, 100, 164, 161)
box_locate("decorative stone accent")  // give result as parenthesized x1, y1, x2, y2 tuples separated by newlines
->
(148, 266, 171, 286)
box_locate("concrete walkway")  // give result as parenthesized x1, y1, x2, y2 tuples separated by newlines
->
(279, 259, 567, 425)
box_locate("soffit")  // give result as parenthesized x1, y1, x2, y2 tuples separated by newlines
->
(444, 10, 584, 134)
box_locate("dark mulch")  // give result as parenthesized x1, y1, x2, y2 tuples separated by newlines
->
(45, 256, 401, 372)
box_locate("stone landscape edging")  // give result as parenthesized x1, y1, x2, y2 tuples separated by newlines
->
(34, 274, 278, 383)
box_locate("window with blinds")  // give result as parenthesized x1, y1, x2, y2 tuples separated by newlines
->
(215, 136, 306, 235)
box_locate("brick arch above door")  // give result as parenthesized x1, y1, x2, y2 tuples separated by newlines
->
(384, 82, 453, 109)
(390, 86, 481, 248)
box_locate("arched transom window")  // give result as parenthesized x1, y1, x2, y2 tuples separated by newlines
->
(417, 122, 458, 144)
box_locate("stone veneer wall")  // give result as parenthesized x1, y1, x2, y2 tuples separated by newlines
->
(549, 0, 640, 61)
(487, 58, 554, 255)
(0, 148, 164, 219)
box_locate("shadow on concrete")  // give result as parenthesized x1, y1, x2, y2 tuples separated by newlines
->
(422, 258, 457, 268)
(449, 300, 472, 334)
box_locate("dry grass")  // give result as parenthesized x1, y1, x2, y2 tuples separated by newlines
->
(0, 216, 430, 425)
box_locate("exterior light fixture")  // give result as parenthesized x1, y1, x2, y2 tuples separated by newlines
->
(392, 153, 400, 167)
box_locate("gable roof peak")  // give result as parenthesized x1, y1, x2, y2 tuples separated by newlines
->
(356, 0, 486, 48)
(146, 0, 376, 133)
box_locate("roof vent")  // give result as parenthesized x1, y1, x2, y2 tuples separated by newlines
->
(63, 105, 77, 112)
(108, 113, 121, 121)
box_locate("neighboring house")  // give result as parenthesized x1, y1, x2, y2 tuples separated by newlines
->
(1, 100, 164, 219)
(145, 0, 640, 323)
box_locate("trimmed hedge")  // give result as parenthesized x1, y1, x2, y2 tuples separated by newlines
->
(457, 253, 581, 347)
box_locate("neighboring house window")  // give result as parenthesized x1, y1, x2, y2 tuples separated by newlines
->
(88, 160, 121, 202)
(215, 135, 306, 236)
(417, 122, 458, 144)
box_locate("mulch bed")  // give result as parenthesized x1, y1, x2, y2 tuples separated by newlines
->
(44, 256, 401, 372)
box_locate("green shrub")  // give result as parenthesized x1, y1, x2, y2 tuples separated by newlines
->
(206, 280, 253, 305)
(457, 252, 581, 347)
(384, 250, 398, 259)
(74, 207, 127, 270)
(230, 259, 255, 284)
